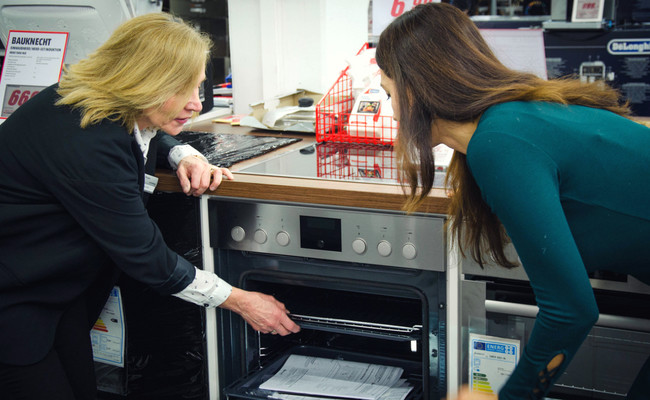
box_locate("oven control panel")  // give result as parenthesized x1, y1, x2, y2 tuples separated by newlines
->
(208, 197, 446, 271)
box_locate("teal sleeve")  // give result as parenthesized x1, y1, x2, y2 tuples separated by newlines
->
(467, 132, 599, 399)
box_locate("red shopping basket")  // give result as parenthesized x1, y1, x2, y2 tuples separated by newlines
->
(315, 44, 397, 146)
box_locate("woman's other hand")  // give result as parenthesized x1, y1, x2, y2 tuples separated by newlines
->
(176, 155, 234, 196)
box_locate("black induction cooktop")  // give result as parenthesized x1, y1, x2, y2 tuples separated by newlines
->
(239, 142, 449, 187)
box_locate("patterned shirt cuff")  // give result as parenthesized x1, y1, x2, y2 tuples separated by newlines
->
(167, 145, 208, 170)
(172, 267, 233, 308)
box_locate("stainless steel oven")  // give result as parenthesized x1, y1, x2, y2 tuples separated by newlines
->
(199, 196, 454, 399)
(460, 246, 650, 399)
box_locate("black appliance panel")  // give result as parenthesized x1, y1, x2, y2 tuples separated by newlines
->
(544, 29, 650, 117)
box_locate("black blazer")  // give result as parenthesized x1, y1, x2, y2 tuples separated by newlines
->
(0, 84, 195, 365)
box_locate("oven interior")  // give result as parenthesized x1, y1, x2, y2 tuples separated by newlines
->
(215, 252, 447, 400)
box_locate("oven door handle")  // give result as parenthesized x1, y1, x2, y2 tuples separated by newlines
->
(485, 300, 650, 333)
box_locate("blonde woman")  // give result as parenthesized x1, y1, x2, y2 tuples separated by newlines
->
(376, 3, 649, 400)
(0, 13, 299, 399)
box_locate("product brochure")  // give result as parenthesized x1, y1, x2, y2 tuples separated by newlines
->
(260, 354, 413, 400)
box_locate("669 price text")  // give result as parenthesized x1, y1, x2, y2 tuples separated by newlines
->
(390, 0, 436, 17)
(1, 84, 45, 118)
(7, 88, 39, 106)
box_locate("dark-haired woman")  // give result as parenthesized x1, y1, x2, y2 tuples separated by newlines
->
(376, 3, 650, 400)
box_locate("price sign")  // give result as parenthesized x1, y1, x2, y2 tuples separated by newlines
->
(372, 0, 440, 36)
(1, 84, 42, 118)
(571, 0, 605, 22)
(0, 30, 68, 119)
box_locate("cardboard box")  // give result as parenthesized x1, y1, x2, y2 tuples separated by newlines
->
(240, 89, 322, 133)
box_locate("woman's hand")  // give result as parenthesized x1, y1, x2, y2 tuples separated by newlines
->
(220, 287, 301, 336)
(447, 386, 497, 400)
(176, 155, 234, 196)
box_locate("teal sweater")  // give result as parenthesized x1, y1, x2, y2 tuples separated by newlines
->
(466, 101, 650, 399)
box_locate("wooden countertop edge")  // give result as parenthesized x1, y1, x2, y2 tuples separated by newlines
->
(155, 170, 451, 214)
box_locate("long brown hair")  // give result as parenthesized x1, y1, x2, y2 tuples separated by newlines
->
(376, 3, 630, 268)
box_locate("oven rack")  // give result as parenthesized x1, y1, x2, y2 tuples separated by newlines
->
(290, 313, 422, 341)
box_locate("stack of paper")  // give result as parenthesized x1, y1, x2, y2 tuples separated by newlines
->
(260, 354, 413, 400)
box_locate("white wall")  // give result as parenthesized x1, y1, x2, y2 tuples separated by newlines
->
(228, 0, 369, 114)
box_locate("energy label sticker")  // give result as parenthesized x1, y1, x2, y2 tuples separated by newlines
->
(91, 286, 125, 367)
(469, 333, 520, 395)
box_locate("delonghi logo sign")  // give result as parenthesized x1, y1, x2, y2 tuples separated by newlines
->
(607, 39, 650, 55)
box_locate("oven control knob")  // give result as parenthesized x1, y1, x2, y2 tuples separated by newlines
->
(231, 226, 245, 242)
(377, 240, 392, 257)
(402, 243, 417, 260)
(352, 238, 367, 254)
(276, 231, 290, 247)
(254, 229, 268, 244)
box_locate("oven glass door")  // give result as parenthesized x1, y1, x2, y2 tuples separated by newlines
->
(462, 279, 650, 400)
(214, 250, 447, 400)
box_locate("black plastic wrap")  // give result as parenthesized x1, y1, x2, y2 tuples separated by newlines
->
(97, 193, 208, 400)
(174, 130, 302, 167)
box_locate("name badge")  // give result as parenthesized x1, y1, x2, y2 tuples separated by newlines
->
(144, 173, 159, 194)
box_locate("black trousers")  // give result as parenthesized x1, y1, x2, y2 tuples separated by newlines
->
(0, 261, 119, 399)
(0, 297, 98, 400)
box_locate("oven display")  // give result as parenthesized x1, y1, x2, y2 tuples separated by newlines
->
(299, 215, 342, 252)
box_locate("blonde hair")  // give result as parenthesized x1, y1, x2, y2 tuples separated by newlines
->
(56, 12, 212, 131)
